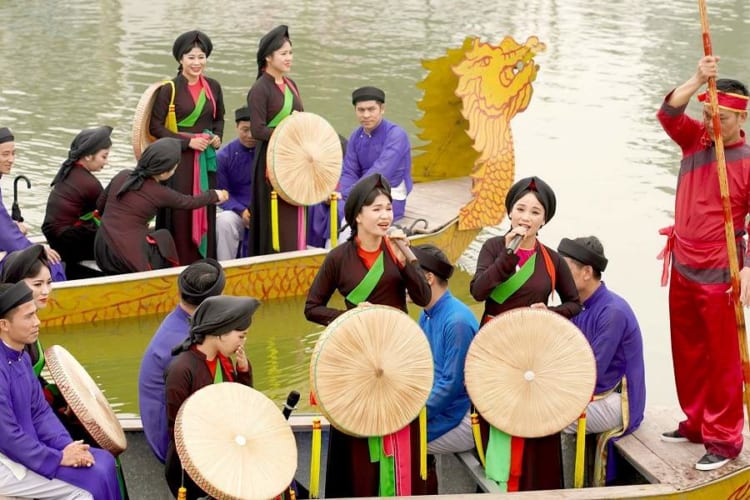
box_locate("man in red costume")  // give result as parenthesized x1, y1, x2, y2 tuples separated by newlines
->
(657, 55, 749, 471)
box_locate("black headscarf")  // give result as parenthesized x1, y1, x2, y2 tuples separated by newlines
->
(557, 237, 609, 273)
(0, 127, 13, 144)
(1, 245, 48, 284)
(116, 138, 182, 198)
(412, 244, 454, 281)
(343, 173, 392, 236)
(352, 86, 386, 105)
(234, 106, 252, 123)
(178, 258, 226, 306)
(0, 282, 33, 319)
(173, 296, 261, 353)
(51, 126, 113, 186)
(504, 176, 556, 223)
(256, 25, 290, 79)
(172, 30, 213, 61)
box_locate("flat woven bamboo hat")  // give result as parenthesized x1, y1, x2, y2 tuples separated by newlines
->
(310, 305, 433, 437)
(44, 345, 127, 455)
(175, 383, 297, 500)
(465, 308, 596, 438)
(131, 81, 164, 160)
(267, 112, 343, 206)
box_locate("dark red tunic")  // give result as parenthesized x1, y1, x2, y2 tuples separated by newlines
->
(305, 239, 435, 497)
(95, 169, 218, 274)
(42, 165, 102, 266)
(470, 236, 582, 491)
(247, 73, 304, 256)
(150, 73, 225, 264)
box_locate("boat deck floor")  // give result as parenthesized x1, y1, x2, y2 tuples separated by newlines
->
(614, 406, 750, 491)
(396, 177, 472, 233)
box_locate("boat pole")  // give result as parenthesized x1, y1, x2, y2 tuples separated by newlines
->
(698, 0, 750, 429)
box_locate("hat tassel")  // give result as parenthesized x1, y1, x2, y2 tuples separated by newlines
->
(271, 191, 280, 252)
(309, 417, 322, 498)
(330, 193, 338, 247)
(471, 412, 486, 467)
(419, 406, 427, 480)
(574, 410, 587, 488)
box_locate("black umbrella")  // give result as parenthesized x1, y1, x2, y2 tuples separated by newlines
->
(12, 175, 31, 222)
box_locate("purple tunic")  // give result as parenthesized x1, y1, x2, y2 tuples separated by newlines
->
(571, 283, 646, 434)
(137, 305, 190, 463)
(0, 184, 66, 281)
(0, 342, 120, 499)
(216, 138, 255, 214)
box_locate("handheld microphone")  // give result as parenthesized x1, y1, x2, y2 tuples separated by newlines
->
(387, 227, 418, 264)
(282, 390, 301, 420)
(506, 234, 523, 255)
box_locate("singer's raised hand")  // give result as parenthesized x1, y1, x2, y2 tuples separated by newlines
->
(504, 226, 528, 249)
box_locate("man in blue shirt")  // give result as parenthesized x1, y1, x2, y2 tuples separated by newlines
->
(413, 244, 478, 453)
(216, 108, 256, 260)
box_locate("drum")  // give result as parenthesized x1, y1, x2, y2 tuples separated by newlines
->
(267, 112, 343, 206)
(310, 305, 433, 437)
(464, 308, 596, 438)
(131, 80, 166, 160)
(175, 383, 297, 500)
(44, 345, 127, 455)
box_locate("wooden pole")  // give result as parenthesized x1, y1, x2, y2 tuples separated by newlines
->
(698, 0, 750, 428)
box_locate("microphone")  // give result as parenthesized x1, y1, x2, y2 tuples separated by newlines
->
(506, 234, 523, 255)
(282, 390, 300, 420)
(387, 227, 418, 264)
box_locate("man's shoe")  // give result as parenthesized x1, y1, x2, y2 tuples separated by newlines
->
(660, 429, 688, 443)
(695, 452, 731, 471)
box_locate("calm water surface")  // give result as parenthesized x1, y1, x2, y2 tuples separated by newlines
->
(4, 0, 750, 415)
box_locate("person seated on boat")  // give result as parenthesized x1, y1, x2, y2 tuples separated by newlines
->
(0, 127, 66, 282)
(94, 137, 228, 275)
(469, 176, 581, 492)
(138, 258, 226, 463)
(304, 173, 434, 497)
(164, 295, 260, 499)
(306, 133, 348, 249)
(42, 126, 112, 280)
(335, 87, 412, 237)
(557, 236, 646, 481)
(0, 281, 122, 500)
(215, 106, 256, 260)
(412, 244, 478, 458)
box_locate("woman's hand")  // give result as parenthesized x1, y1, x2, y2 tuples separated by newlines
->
(43, 244, 62, 264)
(214, 189, 229, 203)
(209, 135, 221, 149)
(235, 345, 249, 372)
(387, 228, 409, 266)
(189, 136, 210, 151)
(504, 226, 528, 250)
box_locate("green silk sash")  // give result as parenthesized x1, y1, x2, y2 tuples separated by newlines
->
(369, 436, 396, 496)
(32, 339, 45, 377)
(485, 426, 512, 492)
(267, 84, 294, 128)
(195, 133, 217, 257)
(178, 89, 207, 129)
(489, 253, 537, 304)
(213, 360, 223, 384)
(78, 210, 101, 227)
(345, 252, 384, 305)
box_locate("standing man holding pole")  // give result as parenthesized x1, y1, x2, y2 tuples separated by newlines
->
(656, 53, 749, 471)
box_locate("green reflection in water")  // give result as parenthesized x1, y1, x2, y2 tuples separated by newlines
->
(43, 271, 482, 417)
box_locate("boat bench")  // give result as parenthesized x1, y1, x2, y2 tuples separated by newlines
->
(453, 450, 503, 493)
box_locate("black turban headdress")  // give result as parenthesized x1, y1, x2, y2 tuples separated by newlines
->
(0, 282, 33, 319)
(412, 244, 454, 281)
(234, 106, 252, 123)
(1, 245, 48, 284)
(0, 127, 14, 144)
(352, 86, 386, 105)
(344, 173, 392, 236)
(117, 138, 182, 197)
(172, 30, 213, 61)
(256, 25, 289, 79)
(504, 176, 556, 223)
(557, 238, 609, 273)
(178, 258, 226, 306)
(51, 126, 113, 186)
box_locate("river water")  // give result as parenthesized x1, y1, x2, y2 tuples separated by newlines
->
(2, 0, 749, 416)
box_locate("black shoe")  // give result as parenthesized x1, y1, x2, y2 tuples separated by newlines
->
(695, 452, 731, 471)
(660, 429, 688, 443)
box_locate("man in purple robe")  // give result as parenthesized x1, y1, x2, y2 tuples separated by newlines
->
(307, 87, 412, 247)
(0, 127, 66, 281)
(0, 281, 120, 499)
(216, 108, 256, 260)
(137, 259, 225, 462)
(558, 236, 646, 480)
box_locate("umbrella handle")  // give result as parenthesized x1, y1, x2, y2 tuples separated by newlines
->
(13, 175, 31, 202)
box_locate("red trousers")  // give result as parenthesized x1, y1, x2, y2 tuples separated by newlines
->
(669, 269, 744, 458)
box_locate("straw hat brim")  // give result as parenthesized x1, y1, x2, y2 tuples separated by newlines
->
(44, 345, 127, 455)
(465, 308, 596, 438)
(131, 81, 164, 161)
(267, 112, 343, 206)
(175, 383, 297, 500)
(310, 305, 433, 437)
